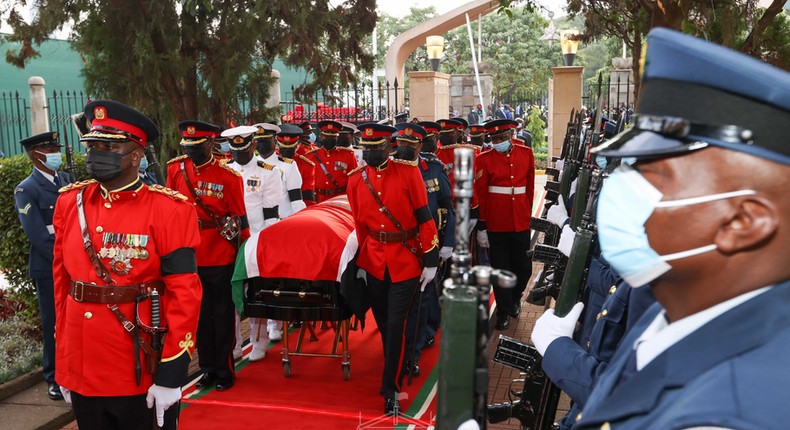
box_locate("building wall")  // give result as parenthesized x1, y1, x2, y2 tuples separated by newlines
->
(448, 73, 493, 122)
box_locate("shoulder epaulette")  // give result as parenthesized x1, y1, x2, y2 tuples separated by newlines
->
(257, 160, 276, 171)
(297, 154, 315, 166)
(305, 148, 319, 155)
(392, 159, 419, 167)
(337, 147, 355, 152)
(347, 165, 365, 176)
(219, 158, 231, 166)
(425, 157, 446, 169)
(167, 154, 189, 165)
(147, 184, 189, 202)
(59, 179, 98, 194)
(220, 162, 242, 176)
(278, 156, 294, 164)
(439, 144, 459, 150)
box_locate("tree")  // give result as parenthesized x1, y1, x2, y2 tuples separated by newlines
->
(1, 0, 376, 152)
(564, 0, 789, 100)
(374, 6, 439, 73)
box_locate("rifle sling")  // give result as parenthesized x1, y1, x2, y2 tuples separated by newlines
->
(361, 170, 420, 258)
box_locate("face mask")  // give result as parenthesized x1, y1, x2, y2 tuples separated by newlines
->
(219, 142, 230, 154)
(322, 137, 337, 150)
(86, 149, 127, 182)
(308, 133, 316, 143)
(232, 150, 253, 166)
(363, 149, 388, 167)
(256, 139, 274, 155)
(439, 134, 454, 146)
(279, 146, 296, 159)
(36, 151, 63, 171)
(395, 145, 417, 161)
(597, 165, 756, 287)
(421, 138, 437, 153)
(138, 156, 149, 172)
(595, 155, 607, 169)
(185, 146, 210, 166)
(493, 141, 511, 153)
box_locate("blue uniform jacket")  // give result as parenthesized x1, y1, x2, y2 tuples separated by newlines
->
(419, 153, 455, 249)
(14, 169, 72, 279)
(575, 257, 620, 348)
(545, 281, 655, 429)
(574, 280, 790, 430)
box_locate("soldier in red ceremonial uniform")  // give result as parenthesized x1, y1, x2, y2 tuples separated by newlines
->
(475, 119, 535, 330)
(346, 123, 439, 415)
(53, 100, 201, 429)
(468, 124, 487, 149)
(308, 120, 357, 203)
(166, 121, 249, 392)
(295, 121, 317, 205)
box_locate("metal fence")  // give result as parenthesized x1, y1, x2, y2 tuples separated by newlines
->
(582, 74, 635, 123)
(48, 90, 91, 156)
(279, 79, 409, 125)
(492, 90, 549, 119)
(0, 92, 30, 158)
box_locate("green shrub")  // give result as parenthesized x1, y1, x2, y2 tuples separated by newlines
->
(0, 315, 42, 384)
(0, 153, 87, 324)
(533, 145, 548, 170)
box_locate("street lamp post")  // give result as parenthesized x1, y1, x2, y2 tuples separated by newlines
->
(426, 35, 445, 72)
(561, 30, 580, 66)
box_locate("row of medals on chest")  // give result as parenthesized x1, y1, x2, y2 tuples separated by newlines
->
(99, 232, 149, 275)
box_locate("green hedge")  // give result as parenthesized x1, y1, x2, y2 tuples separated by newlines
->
(0, 153, 87, 323)
(533, 145, 548, 170)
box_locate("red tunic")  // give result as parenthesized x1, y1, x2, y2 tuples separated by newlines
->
(165, 155, 249, 266)
(53, 180, 202, 396)
(347, 160, 439, 282)
(294, 154, 316, 206)
(474, 144, 535, 233)
(307, 147, 358, 203)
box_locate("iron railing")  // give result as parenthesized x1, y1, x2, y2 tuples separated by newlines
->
(0, 92, 30, 157)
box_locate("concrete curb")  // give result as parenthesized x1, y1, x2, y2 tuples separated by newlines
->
(0, 368, 41, 402)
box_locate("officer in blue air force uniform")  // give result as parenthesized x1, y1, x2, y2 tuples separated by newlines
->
(542, 28, 790, 430)
(14, 131, 72, 400)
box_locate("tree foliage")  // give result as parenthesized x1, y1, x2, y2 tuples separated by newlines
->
(2, 0, 377, 153)
(374, 6, 438, 74)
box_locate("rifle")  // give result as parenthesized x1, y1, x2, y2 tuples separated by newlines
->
(436, 148, 516, 430)
(146, 141, 166, 185)
(61, 126, 78, 180)
(487, 168, 604, 430)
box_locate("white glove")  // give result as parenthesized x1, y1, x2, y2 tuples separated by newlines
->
(546, 197, 569, 227)
(569, 178, 578, 199)
(531, 302, 585, 356)
(420, 266, 438, 291)
(467, 218, 478, 236)
(59, 386, 72, 404)
(476, 229, 490, 248)
(457, 419, 481, 430)
(557, 224, 575, 257)
(146, 384, 182, 427)
(555, 159, 564, 172)
(439, 246, 453, 261)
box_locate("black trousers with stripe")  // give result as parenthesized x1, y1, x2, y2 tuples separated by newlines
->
(196, 264, 236, 383)
(488, 230, 532, 319)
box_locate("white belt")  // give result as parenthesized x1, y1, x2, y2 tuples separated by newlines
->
(488, 186, 526, 195)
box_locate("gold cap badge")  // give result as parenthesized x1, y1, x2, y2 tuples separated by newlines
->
(94, 106, 106, 120)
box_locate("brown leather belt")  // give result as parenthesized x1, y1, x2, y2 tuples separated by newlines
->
(315, 186, 346, 196)
(69, 280, 165, 304)
(198, 219, 217, 229)
(369, 227, 418, 243)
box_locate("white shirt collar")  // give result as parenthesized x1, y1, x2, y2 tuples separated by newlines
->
(35, 167, 57, 184)
(633, 286, 772, 370)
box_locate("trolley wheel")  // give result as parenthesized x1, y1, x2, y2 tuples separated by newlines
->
(342, 364, 350, 381)
(283, 361, 292, 378)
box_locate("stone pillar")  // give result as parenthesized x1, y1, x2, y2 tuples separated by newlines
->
(267, 69, 281, 110)
(28, 76, 49, 135)
(407, 71, 450, 122)
(548, 66, 583, 160)
(609, 57, 635, 110)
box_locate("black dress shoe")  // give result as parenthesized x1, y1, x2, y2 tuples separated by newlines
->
(47, 382, 63, 401)
(215, 379, 235, 391)
(510, 304, 522, 319)
(195, 373, 215, 390)
(495, 316, 510, 330)
(425, 336, 435, 347)
(384, 398, 401, 415)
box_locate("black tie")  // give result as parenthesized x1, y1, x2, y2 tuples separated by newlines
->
(53, 175, 61, 188)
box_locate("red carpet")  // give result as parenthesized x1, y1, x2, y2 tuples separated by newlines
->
(180, 311, 439, 429)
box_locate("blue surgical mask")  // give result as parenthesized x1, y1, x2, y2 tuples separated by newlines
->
(219, 142, 230, 154)
(492, 141, 511, 153)
(36, 151, 63, 171)
(308, 133, 316, 143)
(595, 155, 607, 169)
(597, 165, 756, 287)
(138, 156, 149, 172)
